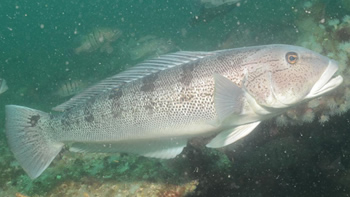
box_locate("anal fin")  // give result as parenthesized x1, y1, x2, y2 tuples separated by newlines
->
(206, 121, 261, 148)
(70, 137, 187, 159)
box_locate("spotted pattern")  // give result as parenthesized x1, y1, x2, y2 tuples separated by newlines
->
(48, 45, 329, 144)
(28, 115, 40, 127)
(108, 88, 123, 100)
(51, 46, 264, 141)
(180, 62, 197, 86)
(140, 73, 158, 92)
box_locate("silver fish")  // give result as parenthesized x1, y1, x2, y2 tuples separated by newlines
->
(6, 44, 343, 179)
(0, 78, 8, 94)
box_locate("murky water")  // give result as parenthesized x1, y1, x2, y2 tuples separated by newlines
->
(1, 0, 350, 196)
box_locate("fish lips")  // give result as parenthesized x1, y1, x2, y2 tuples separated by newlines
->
(305, 59, 343, 100)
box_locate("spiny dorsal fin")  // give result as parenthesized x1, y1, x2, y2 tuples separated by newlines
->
(52, 51, 216, 111)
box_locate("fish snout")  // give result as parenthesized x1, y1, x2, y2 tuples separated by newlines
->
(305, 59, 343, 99)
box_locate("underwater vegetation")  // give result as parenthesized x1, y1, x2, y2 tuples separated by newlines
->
(1, 0, 350, 196)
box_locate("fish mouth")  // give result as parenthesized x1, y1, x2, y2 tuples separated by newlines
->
(305, 60, 343, 99)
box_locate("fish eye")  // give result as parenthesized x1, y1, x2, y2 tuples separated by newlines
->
(286, 52, 298, 64)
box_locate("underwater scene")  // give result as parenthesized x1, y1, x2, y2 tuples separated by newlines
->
(1, 0, 350, 196)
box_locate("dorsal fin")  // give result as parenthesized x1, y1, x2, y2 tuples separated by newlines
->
(52, 51, 216, 111)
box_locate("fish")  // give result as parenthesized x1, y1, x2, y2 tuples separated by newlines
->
(191, 0, 240, 26)
(0, 78, 8, 94)
(128, 35, 175, 60)
(200, 0, 240, 8)
(54, 80, 87, 97)
(74, 27, 122, 54)
(5, 44, 343, 179)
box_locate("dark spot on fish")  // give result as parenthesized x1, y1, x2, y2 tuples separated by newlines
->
(109, 88, 123, 100)
(85, 97, 97, 108)
(28, 115, 40, 127)
(180, 63, 196, 86)
(179, 93, 194, 102)
(140, 73, 158, 92)
(144, 103, 154, 115)
(109, 89, 124, 118)
(216, 55, 227, 62)
(84, 114, 94, 122)
(61, 119, 71, 127)
(83, 107, 94, 123)
(101, 113, 108, 119)
(60, 113, 77, 127)
(111, 101, 122, 118)
(216, 53, 244, 68)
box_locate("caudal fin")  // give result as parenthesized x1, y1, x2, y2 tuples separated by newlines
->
(5, 105, 64, 179)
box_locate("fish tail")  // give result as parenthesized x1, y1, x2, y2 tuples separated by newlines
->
(5, 105, 64, 179)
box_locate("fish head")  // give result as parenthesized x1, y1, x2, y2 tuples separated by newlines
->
(243, 45, 343, 109)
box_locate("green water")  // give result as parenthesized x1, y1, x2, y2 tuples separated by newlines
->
(1, 0, 350, 196)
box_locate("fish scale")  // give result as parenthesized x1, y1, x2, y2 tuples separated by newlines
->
(5, 44, 343, 179)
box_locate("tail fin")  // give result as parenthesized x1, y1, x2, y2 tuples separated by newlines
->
(5, 105, 64, 179)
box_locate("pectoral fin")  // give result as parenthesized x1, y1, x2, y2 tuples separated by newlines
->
(206, 121, 261, 148)
(213, 74, 244, 122)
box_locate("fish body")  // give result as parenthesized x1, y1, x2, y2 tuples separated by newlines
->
(0, 78, 8, 94)
(6, 44, 343, 179)
(128, 36, 175, 60)
(54, 80, 87, 97)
